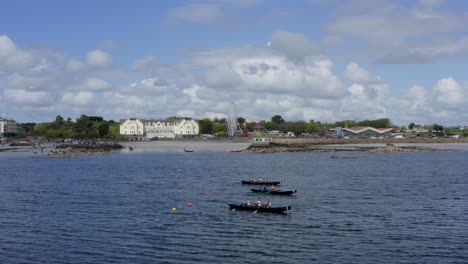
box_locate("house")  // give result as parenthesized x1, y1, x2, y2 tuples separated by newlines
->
(120, 118, 199, 139)
(119, 118, 145, 136)
(0, 117, 17, 137)
(342, 126, 393, 138)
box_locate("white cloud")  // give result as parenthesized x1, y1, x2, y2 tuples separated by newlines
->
(87, 50, 112, 67)
(66, 59, 86, 72)
(433, 77, 464, 106)
(0, 35, 16, 57)
(0, 35, 34, 72)
(343, 63, 381, 85)
(76, 78, 112, 91)
(1, 32, 467, 125)
(4, 89, 53, 106)
(62, 91, 96, 106)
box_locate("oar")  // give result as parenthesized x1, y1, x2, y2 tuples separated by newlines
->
(253, 210, 258, 214)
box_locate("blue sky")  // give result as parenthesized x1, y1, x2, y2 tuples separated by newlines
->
(1, 0, 467, 125)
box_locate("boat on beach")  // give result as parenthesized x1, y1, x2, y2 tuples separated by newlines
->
(184, 148, 194, 152)
(250, 189, 296, 195)
(228, 203, 291, 213)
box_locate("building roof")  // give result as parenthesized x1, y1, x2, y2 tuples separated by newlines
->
(343, 126, 393, 134)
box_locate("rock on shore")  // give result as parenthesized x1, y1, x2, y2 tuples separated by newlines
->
(47, 143, 123, 158)
(242, 142, 450, 153)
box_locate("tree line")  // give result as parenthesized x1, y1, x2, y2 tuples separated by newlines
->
(15, 114, 464, 139)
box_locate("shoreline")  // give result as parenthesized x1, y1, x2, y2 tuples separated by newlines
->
(1, 138, 467, 157)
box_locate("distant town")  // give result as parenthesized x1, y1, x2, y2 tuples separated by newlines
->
(2, 114, 468, 144)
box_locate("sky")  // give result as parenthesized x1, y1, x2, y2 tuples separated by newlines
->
(0, 0, 467, 126)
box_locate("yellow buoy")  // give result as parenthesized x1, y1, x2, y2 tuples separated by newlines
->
(172, 207, 177, 212)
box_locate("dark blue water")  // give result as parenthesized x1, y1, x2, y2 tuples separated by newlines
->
(1, 149, 467, 263)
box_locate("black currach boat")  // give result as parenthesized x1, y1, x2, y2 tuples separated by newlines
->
(251, 189, 296, 195)
(228, 203, 291, 213)
(241, 180, 281, 185)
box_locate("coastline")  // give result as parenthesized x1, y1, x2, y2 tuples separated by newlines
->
(1, 138, 467, 157)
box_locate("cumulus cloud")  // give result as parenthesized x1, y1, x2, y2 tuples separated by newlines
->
(87, 50, 112, 67)
(1, 32, 467, 125)
(433, 77, 464, 106)
(66, 59, 86, 72)
(0, 35, 34, 72)
(62, 91, 96, 107)
(4, 89, 53, 106)
(343, 63, 381, 85)
(76, 78, 112, 91)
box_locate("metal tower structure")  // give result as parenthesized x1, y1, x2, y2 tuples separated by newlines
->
(226, 102, 240, 137)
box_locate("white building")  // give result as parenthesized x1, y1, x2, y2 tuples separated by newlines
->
(119, 118, 145, 136)
(0, 118, 17, 137)
(120, 118, 199, 138)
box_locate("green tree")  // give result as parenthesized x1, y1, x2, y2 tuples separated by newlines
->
(408, 122, 415, 130)
(271, 115, 285, 124)
(89, 116, 103, 122)
(98, 123, 110, 137)
(199, 118, 213, 134)
(432, 124, 444, 136)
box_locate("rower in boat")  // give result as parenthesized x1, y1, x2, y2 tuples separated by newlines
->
(265, 199, 272, 208)
(244, 198, 251, 207)
(260, 185, 267, 192)
(255, 198, 262, 207)
(271, 185, 276, 192)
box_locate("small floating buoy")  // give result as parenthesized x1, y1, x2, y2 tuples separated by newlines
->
(172, 207, 177, 212)
(188, 202, 192, 207)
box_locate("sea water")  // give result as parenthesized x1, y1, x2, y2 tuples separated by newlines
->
(1, 145, 467, 263)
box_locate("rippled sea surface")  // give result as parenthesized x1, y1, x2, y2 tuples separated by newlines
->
(1, 146, 467, 264)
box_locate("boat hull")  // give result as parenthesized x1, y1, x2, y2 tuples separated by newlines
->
(241, 180, 281, 185)
(228, 203, 291, 213)
(250, 189, 295, 195)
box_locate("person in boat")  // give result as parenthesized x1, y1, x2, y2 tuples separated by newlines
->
(261, 185, 267, 192)
(245, 199, 251, 207)
(279, 186, 283, 191)
(270, 185, 276, 192)
(251, 177, 256, 183)
(265, 177, 270, 183)
(255, 198, 262, 207)
(258, 177, 263, 182)
(265, 199, 272, 208)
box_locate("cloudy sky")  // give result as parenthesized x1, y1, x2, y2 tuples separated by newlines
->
(1, 0, 467, 125)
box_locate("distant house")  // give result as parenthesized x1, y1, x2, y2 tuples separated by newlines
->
(120, 118, 199, 139)
(342, 126, 393, 138)
(0, 117, 17, 137)
(143, 118, 199, 139)
(120, 118, 145, 136)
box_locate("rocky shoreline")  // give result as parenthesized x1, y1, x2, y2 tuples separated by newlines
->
(242, 142, 455, 153)
(46, 143, 124, 158)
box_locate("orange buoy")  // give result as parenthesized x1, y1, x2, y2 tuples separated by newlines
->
(172, 207, 177, 212)
(188, 202, 193, 207)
